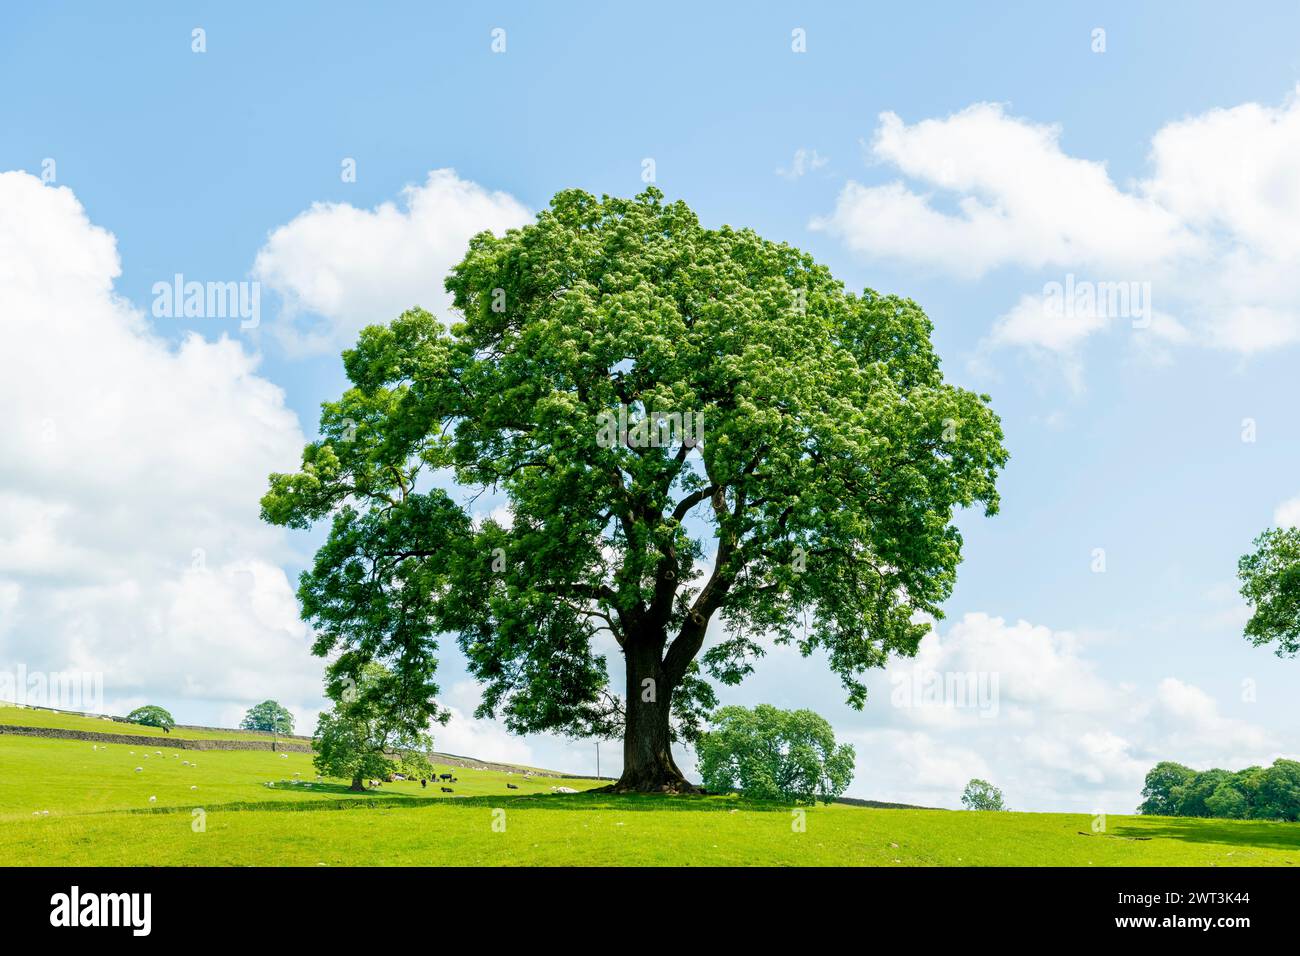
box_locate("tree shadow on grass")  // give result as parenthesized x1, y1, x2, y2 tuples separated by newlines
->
(1111, 816, 1300, 853)
(116, 791, 797, 816)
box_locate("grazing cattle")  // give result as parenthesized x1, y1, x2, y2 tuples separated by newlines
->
(420, 779, 427, 788)
(440, 786, 454, 793)
(438, 773, 453, 781)
(506, 783, 519, 790)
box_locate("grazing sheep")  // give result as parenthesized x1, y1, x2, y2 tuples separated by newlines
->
(190, 786, 197, 791)
(134, 767, 143, 773)
(148, 796, 156, 803)
(440, 786, 454, 793)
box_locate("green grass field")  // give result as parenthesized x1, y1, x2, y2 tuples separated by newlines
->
(2, 730, 1298, 866)
(0, 703, 303, 742)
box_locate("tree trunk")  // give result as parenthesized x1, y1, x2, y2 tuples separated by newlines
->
(350, 774, 365, 792)
(608, 641, 696, 793)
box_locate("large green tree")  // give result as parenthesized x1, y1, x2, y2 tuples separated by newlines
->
(1238, 526, 1300, 656)
(262, 188, 1007, 792)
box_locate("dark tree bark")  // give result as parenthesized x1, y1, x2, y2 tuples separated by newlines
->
(349, 774, 365, 792)
(608, 637, 694, 792)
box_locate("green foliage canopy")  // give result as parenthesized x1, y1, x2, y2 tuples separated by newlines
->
(126, 705, 174, 732)
(1238, 527, 1300, 657)
(261, 188, 1008, 788)
(1138, 759, 1300, 821)
(961, 778, 1006, 811)
(312, 663, 433, 791)
(695, 704, 855, 803)
(240, 699, 295, 735)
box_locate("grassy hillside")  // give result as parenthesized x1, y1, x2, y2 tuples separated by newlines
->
(1, 731, 1297, 866)
(0, 733, 598, 820)
(0, 703, 300, 742)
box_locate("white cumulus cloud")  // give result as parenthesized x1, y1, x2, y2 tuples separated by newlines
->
(253, 169, 532, 355)
(813, 89, 1300, 365)
(0, 171, 320, 713)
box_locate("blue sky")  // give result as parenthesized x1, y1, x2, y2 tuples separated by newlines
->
(3, 2, 1300, 811)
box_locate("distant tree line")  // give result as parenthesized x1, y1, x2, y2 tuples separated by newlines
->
(1139, 759, 1300, 821)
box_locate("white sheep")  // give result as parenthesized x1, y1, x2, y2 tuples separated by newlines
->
(148, 796, 156, 803)
(190, 785, 197, 791)
(134, 766, 143, 772)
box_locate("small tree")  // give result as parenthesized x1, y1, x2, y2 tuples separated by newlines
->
(241, 699, 295, 735)
(695, 704, 855, 803)
(126, 705, 175, 733)
(312, 663, 435, 791)
(961, 778, 1006, 811)
(1237, 527, 1300, 656)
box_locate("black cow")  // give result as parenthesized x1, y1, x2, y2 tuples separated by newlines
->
(506, 783, 519, 790)
(420, 779, 427, 788)
(440, 786, 454, 793)
(439, 773, 453, 781)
